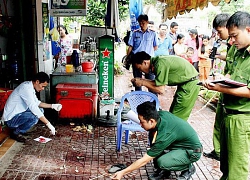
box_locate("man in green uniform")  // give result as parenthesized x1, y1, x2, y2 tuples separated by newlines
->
(203, 11, 250, 180)
(131, 51, 199, 120)
(203, 13, 232, 161)
(111, 101, 202, 180)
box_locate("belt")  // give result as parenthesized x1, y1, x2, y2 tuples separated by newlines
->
(193, 147, 203, 153)
(180, 76, 199, 85)
(189, 76, 199, 81)
(224, 108, 250, 115)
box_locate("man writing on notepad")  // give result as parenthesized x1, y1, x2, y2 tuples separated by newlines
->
(202, 11, 250, 180)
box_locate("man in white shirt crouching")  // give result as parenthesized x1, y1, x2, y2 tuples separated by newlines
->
(2, 72, 62, 142)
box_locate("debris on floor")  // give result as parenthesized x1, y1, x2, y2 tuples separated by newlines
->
(72, 124, 93, 134)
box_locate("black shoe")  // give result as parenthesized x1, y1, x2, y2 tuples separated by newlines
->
(20, 132, 33, 136)
(10, 133, 26, 143)
(177, 164, 196, 180)
(203, 150, 220, 161)
(122, 56, 131, 70)
(148, 169, 171, 180)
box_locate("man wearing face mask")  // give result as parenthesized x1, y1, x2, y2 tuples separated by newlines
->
(2, 72, 62, 142)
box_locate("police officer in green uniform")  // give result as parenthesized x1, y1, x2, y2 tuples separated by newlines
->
(203, 13, 232, 161)
(204, 45, 237, 161)
(203, 11, 250, 180)
(111, 101, 202, 180)
(131, 51, 199, 120)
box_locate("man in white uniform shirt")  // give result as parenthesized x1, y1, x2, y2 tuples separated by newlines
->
(2, 72, 62, 142)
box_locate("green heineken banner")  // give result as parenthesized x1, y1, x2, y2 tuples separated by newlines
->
(98, 35, 114, 98)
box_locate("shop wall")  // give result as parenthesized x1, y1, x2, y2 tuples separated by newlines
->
(0, 0, 15, 54)
(0, 0, 37, 88)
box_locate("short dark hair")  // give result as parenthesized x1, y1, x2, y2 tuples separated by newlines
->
(226, 11, 250, 30)
(212, 13, 231, 29)
(138, 14, 148, 22)
(32, 72, 50, 83)
(170, 22, 178, 28)
(137, 101, 159, 122)
(187, 47, 194, 52)
(57, 25, 68, 35)
(131, 51, 151, 65)
(159, 23, 168, 29)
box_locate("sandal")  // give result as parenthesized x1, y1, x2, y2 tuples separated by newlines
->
(108, 164, 127, 173)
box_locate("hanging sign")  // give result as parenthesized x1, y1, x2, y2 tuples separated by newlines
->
(98, 35, 114, 98)
(50, 0, 87, 16)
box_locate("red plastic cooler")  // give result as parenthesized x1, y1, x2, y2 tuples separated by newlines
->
(55, 83, 98, 120)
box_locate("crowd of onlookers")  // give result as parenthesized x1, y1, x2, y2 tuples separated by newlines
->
(124, 19, 228, 83)
(116, 11, 250, 180)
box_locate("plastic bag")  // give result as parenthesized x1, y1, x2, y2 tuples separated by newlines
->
(50, 27, 60, 41)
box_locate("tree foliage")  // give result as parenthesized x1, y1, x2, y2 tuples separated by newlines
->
(219, 0, 245, 14)
(205, 0, 250, 28)
(86, 0, 106, 26)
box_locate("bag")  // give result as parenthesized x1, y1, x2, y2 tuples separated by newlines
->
(122, 52, 134, 70)
(123, 31, 131, 46)
(51, 41, 61, 56)
(50, 27, 60, 41)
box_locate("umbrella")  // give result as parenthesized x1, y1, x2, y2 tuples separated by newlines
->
(105, 0, 120, 41)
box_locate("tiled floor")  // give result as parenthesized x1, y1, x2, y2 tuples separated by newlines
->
(0, 118, 220, 180)
(0, 70, 225, 180)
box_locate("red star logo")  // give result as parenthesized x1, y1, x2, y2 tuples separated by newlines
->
(102, 48, 111, 58)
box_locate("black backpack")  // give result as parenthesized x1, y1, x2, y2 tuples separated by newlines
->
(123, 31, 131, 46)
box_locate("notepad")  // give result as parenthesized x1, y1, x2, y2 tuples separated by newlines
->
(197, 79, 247, 88)
(126, 110, 140, 124)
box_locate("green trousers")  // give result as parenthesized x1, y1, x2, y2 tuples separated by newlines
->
(220, 114, 250, 180)
(170, 79, 200, 120)
(154, 149, 201, 171)
(213, 102, 223, 157)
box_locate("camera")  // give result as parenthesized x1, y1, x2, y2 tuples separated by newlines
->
(209, 47, 217, 59)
